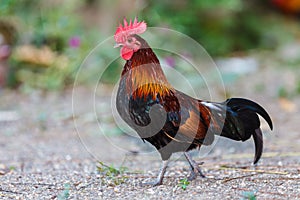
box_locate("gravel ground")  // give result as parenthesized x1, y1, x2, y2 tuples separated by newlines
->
(1, 53, 300, 199)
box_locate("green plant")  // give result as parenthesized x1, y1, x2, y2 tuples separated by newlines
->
(58, 183, 71, 200)
(241, 191, 256, 200)
(179, 178, 190, 190)
(2, 0, 96, 90)
(97, 162, 128, 186)
(141, 0, 295, 56)
(278, 86, 289, 98)
(296, 80, 300, 95)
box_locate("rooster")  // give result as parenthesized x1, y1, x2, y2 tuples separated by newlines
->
(115, 18, 273, 186)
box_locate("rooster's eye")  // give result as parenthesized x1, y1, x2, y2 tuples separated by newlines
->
(127, 38, 133, 43)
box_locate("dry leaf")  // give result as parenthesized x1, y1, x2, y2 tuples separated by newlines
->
(14, 45, 56, 67)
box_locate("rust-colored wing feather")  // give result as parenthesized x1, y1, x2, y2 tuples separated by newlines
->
(160, 90, 216, 146)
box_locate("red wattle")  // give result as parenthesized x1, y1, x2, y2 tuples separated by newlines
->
(121, 47, 134, 60)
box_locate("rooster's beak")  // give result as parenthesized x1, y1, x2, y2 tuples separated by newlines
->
(114, 43, 123, 48)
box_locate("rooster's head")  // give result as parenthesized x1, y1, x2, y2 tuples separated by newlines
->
(114, 17, 147, 60)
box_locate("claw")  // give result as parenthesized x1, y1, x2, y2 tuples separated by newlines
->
(194, 164, 206, 178)
(187, 170, 197, 181)
(141, 180, 163, 187)
(141, 160, 169, 187)
(184, 152, 206, 180)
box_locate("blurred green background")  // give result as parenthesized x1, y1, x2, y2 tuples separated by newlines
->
(0, 0, 299, 90)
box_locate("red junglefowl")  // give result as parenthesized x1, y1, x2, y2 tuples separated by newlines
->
(115, 18, 273, 186)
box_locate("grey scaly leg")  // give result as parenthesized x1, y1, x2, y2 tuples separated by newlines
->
(143, 160, 169, 186)
(184, 152, 205, 181)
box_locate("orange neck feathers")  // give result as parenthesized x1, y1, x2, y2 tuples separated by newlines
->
(121, 42, 173, 100)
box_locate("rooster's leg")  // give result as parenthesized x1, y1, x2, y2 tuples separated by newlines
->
(142, 160, 169, 186)
(184, 152, 205, 181)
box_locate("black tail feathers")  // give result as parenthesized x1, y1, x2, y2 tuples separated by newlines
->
(221, 98, 273, 164)
(225, 98, 273, 130)
(253, 128, 263, 164)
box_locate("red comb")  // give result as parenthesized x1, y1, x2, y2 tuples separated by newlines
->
(114, 17, 147, 43)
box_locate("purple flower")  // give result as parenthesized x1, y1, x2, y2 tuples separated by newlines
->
(164, 56, 175, 68)
(69, 36, 81, 48)
(0, 45, 11, 60)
